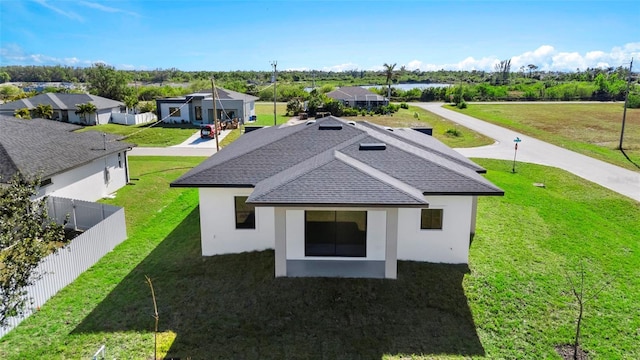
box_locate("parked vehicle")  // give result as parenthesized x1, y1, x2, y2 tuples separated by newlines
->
(200, 124, 220, 139)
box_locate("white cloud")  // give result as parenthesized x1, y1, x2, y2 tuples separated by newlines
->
(34, 0, 83, 21)
(402, 43, 639, 72)
(322, 63, 359, 72)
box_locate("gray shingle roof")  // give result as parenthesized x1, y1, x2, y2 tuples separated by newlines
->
(165, 88, 259, 102)
(171, 117, 503, 206)
(0, 115, 134, 182)
(0, 93, 123, 112)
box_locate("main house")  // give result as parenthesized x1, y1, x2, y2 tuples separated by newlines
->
(325, 86, 389, 109)
(156, 88, 258, 125)
(0, 115, 134, 201)
(171, 117, 503, 279)
(0, 93, 124, 125)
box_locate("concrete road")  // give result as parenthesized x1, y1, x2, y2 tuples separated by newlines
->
(415, 102, 640, 202)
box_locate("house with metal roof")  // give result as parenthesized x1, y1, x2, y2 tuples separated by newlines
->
(171, 117, 503, 279)
(0, 115, 134, 201)
(326, 86, 389, 109)
(156, 88, 258, 125)
(0, 93, 124, 125)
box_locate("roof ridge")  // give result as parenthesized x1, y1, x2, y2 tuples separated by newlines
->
(334, 151, 427, 203)
(248, 133, 368, 201)
(46, 93, 67, 110)
(355, 123, 502, 193)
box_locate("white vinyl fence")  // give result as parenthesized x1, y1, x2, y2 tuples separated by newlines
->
(0, 197, 127, 338)
(111, 112, 156, 125)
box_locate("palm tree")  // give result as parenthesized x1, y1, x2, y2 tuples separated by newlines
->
(383, 62, 397, 101)
(75, 102, 97, 125)
(33, 104, 53, 119)
(124, 95, 139, 114)
(13, 108, 31, 119)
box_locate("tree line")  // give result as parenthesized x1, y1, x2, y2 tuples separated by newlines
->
(1, 63, 637, 108)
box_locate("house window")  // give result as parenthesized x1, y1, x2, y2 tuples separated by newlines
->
(118, 153, 123, 168)
(421, 209, 443, 230)
(235, 196, 255, 229)
(169, 107, 181, 117)
(195, 106, 202, 120)
(40, 178, 52, 187)
(305, 210, 367, 257)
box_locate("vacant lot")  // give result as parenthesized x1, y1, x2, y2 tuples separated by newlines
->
(452, 103, 640, 170)
(1, 157, 638, 359)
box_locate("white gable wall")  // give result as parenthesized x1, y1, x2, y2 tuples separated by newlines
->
(397, 196, 473, 264)
(37, 152, 129, 202)
(198, 188, 275, 255)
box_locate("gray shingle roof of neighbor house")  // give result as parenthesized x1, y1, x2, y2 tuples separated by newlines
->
(170, 117, 504, 206)
(326, 86, 387, 102)
(162, 88, 259, 102)
(0, 115, 134, 182)
(0, 93, 124, 112)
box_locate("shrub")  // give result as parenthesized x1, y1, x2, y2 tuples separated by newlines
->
(445, 128, 462, 137)
(627, 93, 640, 109)
(400, 102, 409, 109)
(456, 100, 468, 109)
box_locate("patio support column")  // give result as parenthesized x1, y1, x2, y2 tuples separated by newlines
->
(385, 208, 398, 279)
(470, 196, 478, 236)
(274, 207, 287, 277)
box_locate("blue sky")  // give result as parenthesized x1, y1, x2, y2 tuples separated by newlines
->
(1, 0, 638, 72)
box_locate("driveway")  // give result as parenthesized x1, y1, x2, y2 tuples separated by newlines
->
(128, 129, 233, 157)
(415, 102, 640, 202)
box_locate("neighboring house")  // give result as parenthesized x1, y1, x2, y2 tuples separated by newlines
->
(171, 117, 504, 279)
(326, 86, 389, 109)
(0, 115, 134, 202)
(0, 93, 124, 125)
(156, 88, 258, 125)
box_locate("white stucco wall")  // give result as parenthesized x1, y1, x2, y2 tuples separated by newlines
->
(397, 196, 473, 264)
(160, 103, 191, 123)
(284, 209, 386, 261)
(37, 152, 129, 202)
(198, 188, 275, 255)
(198, 189, 474, 264)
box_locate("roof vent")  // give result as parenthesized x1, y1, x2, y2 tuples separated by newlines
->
(347, 121, 356, 126)
(359, 143, 386, 151)
(385, 127, 394, 132)
(319, 123, 343, 130)
(305, 120, 316, 125)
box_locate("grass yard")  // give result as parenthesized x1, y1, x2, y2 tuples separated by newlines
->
(77, 122, 199, 147)
(352, 105, 494, 148)
(450, 103, 640, 171)
(253, 102, 290, 126)
(1, 157, 638, 359)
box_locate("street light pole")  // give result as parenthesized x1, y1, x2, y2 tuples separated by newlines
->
(271, 61, 277, 126)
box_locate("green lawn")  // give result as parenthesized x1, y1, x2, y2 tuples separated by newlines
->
(77, 122, 199, 147)
(450, 103, 640, 171)
(1, 157, 638, 359)
(253, 102, 290, 126)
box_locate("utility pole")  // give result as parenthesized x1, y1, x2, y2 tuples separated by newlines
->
(619, 58, 633, 151)
(211, 77, 220, 152)
(271, 61, 277, 126)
